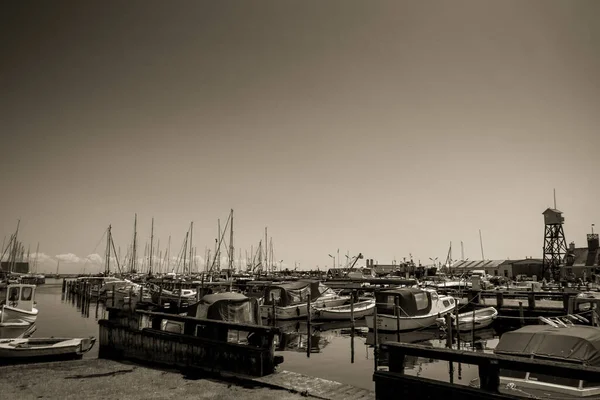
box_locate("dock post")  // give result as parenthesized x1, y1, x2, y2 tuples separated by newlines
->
(373, 299, 379, 370)
(395, 295, 401, 342)
(445, 313, 453, 348)
(306, 294, 311, 358)
(527, 292, 536, 309)
(271, 293, 276, 327)
(518, 301, 525, 326)
(496, 292, 503, 308)
(454, 307, 460, 349)
(350, 289, 355, 327)
(563, 293, 570, 314)
(471, 308, 475, 346)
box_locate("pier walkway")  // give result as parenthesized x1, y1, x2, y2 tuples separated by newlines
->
(0, 359, 374, 400)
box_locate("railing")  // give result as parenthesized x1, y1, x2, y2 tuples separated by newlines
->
(374, 342, 600, 399)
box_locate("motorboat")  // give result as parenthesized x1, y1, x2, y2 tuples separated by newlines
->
(486, 325, 600, 398)
(312, 298, 375, 321)
(435, 306, 498, 331)
(365, 287, 456, 331)
(0, 336, 96, 364)
(0, 284, 38, 325)
(260, 280, 350, 320)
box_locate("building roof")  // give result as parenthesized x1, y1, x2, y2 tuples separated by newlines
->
(450, 260, 505, 270)
(543, 208, 563, 214)
(498, 258, 543, 266)
(568, 247, 599, 267)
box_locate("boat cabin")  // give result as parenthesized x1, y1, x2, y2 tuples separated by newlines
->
(0, 284, 36, 312)
(494, 325, 600, 397)
(162, 292, 261, 334)
(375, 287, 436, 317)
(262, 281, 336, 307)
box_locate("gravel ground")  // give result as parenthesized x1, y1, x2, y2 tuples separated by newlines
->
(0, 359, 310, 400)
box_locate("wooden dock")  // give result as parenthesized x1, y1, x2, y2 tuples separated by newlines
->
(99, 308, 282, 377)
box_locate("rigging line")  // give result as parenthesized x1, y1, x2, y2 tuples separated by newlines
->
(79, 228, 108, 271)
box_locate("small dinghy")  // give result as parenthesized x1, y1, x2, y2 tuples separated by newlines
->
(313, 298, 376, 321)
(0, 337, 96, 365)
(436, 307, 498, 331)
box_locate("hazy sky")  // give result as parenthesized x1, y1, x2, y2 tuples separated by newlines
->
(1, 0, 599, 274)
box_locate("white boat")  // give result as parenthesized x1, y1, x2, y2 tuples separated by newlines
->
(0, 337, 96, 364)
(261, 281, 350, 320)
(0, 284, 39, 325)
(365, 287, 456, 331)
(313, 298, 375, 321)
(435, 306, 497, 331)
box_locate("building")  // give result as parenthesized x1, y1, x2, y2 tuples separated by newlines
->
(562, 232, 600, 280)
(493, 258, 544, 279)
(450, 260, 505, 276)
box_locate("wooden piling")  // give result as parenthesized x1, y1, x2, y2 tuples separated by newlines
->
(495, 292, 503, 308)
(306, 294, 311, 358)
(454, 307, 460, 349)
(518, 301, 525, 326)
(271, 293, 276, 327)
(395, 296, 401, 342)
(373, 298, 379, 370)
(527, 292, 536, 309)
(445, 313, 453, 348)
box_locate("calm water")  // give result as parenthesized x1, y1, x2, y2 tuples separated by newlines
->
(17, 279, 502, 390)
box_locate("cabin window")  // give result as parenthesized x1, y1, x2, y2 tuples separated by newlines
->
(21, 287, 33, 301)
(414, 293, 429, 310)
(449, 298, 454, 304)
(268, 289, 283, 305)
(8, 287, 19, 301)
(443, 300, 450, 307)
(494, 270, 498, 276)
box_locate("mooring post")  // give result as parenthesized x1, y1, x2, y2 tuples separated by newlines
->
(158, 278, 164, 306)
(454, 307, 460, 349)
(62, 278, 66, 294)
(445, 313, 453, 348)
(373, 297, 379, 370)
(306, 294, 311, 358)
(395, 295, 401, 342)
(518, 301, 525, 326)
(527, 292, 536, 309)
(496, 292, 503, 308)
(350, 289, 355, 327)
(271, 293, 276, 327)
(471, 308, 475, 346)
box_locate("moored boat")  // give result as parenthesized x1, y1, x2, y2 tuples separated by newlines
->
(435, 306, 497, 331)
(0, 284, 38, 325)
(0, 337, 96, 364)
(365, 287, 456, 331)
(470, 325, 600, 398)
(313, 298, 375, 321)
(261, 280, 350, 320)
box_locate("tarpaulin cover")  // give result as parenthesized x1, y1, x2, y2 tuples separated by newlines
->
(375, 287, 432, 316)
(190, 292, 261, 324)
(494, 325, 600, 365)
(263, 280, 334, 306)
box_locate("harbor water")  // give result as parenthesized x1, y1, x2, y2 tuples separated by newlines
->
(15, 279, 503, 390)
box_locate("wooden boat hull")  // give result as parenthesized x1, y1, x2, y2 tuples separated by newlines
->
(261, 296, 350, 320)
(313, 299, 375, 321)
(0, 337, 96, 365)
(0, 305, 38, 324)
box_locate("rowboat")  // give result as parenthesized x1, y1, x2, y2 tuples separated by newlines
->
(0, 337, 96, 364)
(436, 306, 497, 331)
(312, 298, 375, 321)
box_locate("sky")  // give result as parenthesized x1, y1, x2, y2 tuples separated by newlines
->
(1, 0, 599, 275)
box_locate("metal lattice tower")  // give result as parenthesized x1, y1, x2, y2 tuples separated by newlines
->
(542, 208, 567, 279)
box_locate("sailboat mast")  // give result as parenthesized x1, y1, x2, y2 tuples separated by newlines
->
(188, 222, 194, 275)
(132, 214, 137, 273)
(229, 209, 234, 270)
(33, 242, 39, 273)
(105, 225, 112, 275)
(149, 217, 154, 274)
(479, 229, 485, 260)
(217, 219, 221, 271)
(11, 219, 20, 273)
(265, 227, 268, 273)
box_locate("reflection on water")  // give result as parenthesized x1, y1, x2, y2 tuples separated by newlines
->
(23, 280, 506, 391)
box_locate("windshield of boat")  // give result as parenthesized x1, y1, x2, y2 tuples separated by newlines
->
(414, 292, 429, 310)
